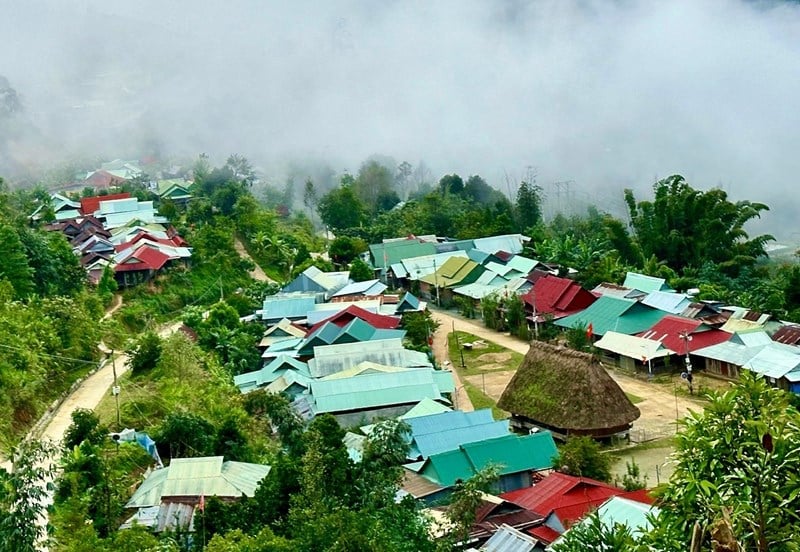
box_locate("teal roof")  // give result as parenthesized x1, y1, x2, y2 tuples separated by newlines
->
(261, 294, 317, 321)
(234, 355, 310, 393)
(370, 240, 437, 268)
(298, 318, 406, 355)
(555, 295, 667, 336)
(309, 368, 455, 413)
(420, 432, 558, 487)
(554, 496, 659, 546)
(406, 409, 510, 459)
(623, 272, 672, 293)
(396, 292, 421, 312)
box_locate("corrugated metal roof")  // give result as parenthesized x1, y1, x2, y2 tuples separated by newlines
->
(126, 458, 270, 508)
(261, 293, 318, 321)
(743, 346, 800, 380)
(308, 338, 432, 377)
(409, 414, 510, 459)
(481, 524, 538, 552)
(622, 272, 671, 293)
(305, 300, 382, 325)
(421, 432, 557, 487)
(473, 234, 529, 255)
(641, 291, 692, 314)
(396, 292, 422, 312)
(552, 496, 659, 548)
(420, 257, 483, 287)
(555, 296, 667, 336)
(369, 239, 437, 268)
(591, 282, 636, 299)
(505, 255, 538, 274)
(332, 279, 387, 297)
(638, 315, 732, 353)
(361, 399, 453, 436)
(772, 324, 800, 345)
(454, 282, 506, 300)
(402, 251, 470, 281)
(594, 331, 674, 360)
(308, 368, 454, 413)
(320, 361, 410, 380)
(234, 355, 310, 392)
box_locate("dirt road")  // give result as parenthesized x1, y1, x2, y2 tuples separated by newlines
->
(429, 308, 704, 442)
(430, 314, 474, 412)
(234, 237, 277, 284)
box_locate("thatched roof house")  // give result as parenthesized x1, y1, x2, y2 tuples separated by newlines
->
(498, 341, 640, 440)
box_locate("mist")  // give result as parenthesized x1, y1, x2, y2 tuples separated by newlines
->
(2, 0, 800, 238)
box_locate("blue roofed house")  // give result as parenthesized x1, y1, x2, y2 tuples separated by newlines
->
(331, 279, 387, 299)
(395, 292, 427, 313)
(641, 291, 692, 315)
(404, 409, 510, 461)
(692, 331, 776, 380)
(259, 293, 319, 324)
(307, 338, 432, 378)
(29, 193, 82, 222)
(296, 318, 406, 356)
(473, 234, 530, 256)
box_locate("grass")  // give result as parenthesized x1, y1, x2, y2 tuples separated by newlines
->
(625, 392, 645, 404)
(463, 382, 509, 420)
(447, 331, 524, 376)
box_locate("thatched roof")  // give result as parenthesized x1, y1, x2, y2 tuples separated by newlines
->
(498, 341, 640, 437)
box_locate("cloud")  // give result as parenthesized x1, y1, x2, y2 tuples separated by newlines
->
(2, 0, 799, 237)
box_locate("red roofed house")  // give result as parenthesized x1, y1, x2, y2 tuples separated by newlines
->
(522, 275, 596, 324)
(306, 304, 401, 334)
(638, 315, 731, 368)
(80, 192, 132, 216)
(772, 324, 800, 346)
(114, 244, 171, 286)
(501, 472, 653, 547)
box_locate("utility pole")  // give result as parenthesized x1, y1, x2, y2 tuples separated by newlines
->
(111, 349, 121, 426)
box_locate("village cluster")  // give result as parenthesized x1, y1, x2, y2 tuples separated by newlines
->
(28, 165, 800, 550)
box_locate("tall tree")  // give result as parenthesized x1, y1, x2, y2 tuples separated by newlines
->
(515, 178, 543, 232)
(317, 179, 366, 232)
(625, 175, 774, 274)
(0, 224, 33, 299)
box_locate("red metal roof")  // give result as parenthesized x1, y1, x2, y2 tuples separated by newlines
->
(501, 472, 622, 515)
(638, 315, 731, 353)
(772, 325, 800, 345)
(523, 275, 596, 321)
(306, 304, 401, 333)
(528, 524, 561, 544)
(80, 192, 131, 215)
(114, 245, 170, 272)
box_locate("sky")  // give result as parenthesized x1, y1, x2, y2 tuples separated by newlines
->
(2, 0, 799, 238)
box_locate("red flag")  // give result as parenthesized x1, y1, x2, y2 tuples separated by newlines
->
(586, 323, 594, 339)
(199, 493, 205, 513)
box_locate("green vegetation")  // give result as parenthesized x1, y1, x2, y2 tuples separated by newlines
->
(446, 331, 524, 376)
(462, 382, 508, 420)
(554, 436, 613, 482)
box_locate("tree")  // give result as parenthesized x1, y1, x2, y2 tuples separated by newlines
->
(645, 373, 800, 552)
(349, 259, 374, 282)
(63, 408, 106, 450)
(97, 265, 118, 306)
(625, 175, 774, 274)
(0, 224, 33, 299)
(302, 178, 318, 221)
(329, 236, 368, 266)
(439, 173, 464, 196)
(0, 440, 57, 552)
(354, 160, 395, 214)
(445, 466, 500, 546)
(515, 178, 543, 232)
(550, 512, 638, 552)
(317, 180, 366, 232)
(155, 412, 217, 459)
(126, 331, 162, 375)
(554, 436, 612, 482)
(401, 311, 440, 351)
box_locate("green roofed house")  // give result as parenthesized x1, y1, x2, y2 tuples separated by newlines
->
(156, 179, 193, 205)
(297, 366, 456, 426)
(123, 456, 270, 533)
(622, 271, 672, 294)
(555, 295, 667, 338)
(233, 355, 310, 394)
(296, 317, 406, 356)
(419, 256, 484, 306)
(416, 432, 558, 502)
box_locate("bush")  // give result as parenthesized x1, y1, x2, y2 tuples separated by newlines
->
(63, 408, 107, 450)
(553, 436, 612, 482)
(127, 331, 163, 375)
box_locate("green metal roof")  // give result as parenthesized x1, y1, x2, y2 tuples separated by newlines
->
(622, 272, 672, 293)
(555, 295, 667, 336)
(126, 457, 270, 508)
(156, 179, 192, 198)
(420, 257, 484, 288)
(234, 355, 310, 393)
(420, 432, 558, 487)
(370, 240, 437, 268)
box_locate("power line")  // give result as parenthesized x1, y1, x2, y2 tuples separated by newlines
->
(0, 343, 99, 366)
